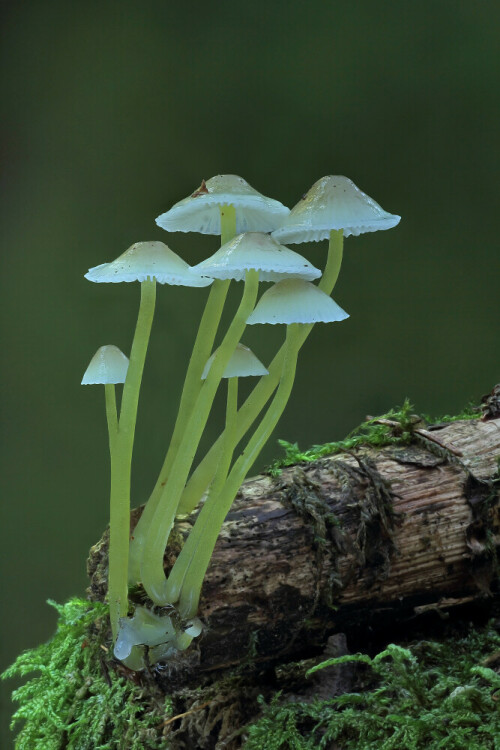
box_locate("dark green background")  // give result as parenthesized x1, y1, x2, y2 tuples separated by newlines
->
(1, 1, 499, 744)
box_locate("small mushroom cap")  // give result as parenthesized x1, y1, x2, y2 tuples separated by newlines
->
(202, 343, 269, 379)
(85, 241, 212, 287)
(272, 176, 401, 243)
(81, 345, 129, 385)
(247, 279, 349, 325)
(191, 232, 321, 282)
(155, 175, 290, 235)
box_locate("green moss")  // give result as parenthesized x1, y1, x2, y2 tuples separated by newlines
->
(2, 598, 173, 749)
(6, 601, 500, 749)
(421, 401, 483, 424)
(244, 625, 500, 749)
(266, 399, 482, 476)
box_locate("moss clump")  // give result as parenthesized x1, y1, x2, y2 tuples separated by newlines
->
(243, 625, 500, 749)
(1, 598, 173, 749)
(266, 399, 482, 476)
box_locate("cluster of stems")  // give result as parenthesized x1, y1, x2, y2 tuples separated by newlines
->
(104, 206, 344, 651)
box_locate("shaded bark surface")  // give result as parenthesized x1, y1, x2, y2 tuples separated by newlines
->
(88, 417, 500, 676)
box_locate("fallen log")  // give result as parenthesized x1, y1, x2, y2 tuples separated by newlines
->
(87, 413, 500, 678)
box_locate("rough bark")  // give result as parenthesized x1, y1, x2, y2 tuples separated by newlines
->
(88, 415, 500, 676)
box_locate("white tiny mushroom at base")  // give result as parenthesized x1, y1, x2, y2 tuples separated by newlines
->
(114, 606, 203, 665)
(81, 345, 130, 385)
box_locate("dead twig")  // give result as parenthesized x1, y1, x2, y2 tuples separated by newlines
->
(160, 700, 213, 728)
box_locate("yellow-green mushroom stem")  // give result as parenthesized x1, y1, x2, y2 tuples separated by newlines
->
(104, 383, 118, 449)
(140, 269, 259, 605)
(108, 278, 156, 639)
(127, 206, 236, 585)
(164, 372, 238, 603)
(154, 205, 236, 477)
(173, 325, 299, 619)
(176, 229, 344, 516)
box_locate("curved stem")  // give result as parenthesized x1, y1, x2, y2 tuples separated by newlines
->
(128, 278, 229, 581)
(141, 270, 259, 604)
(108, 279, 156, 639)
(160, 281, 230, 475)
(175, 326, 299, 618)
(177, 229, 344, 515)
(128, 206, 236, 583)
(166, 376, 238, 602)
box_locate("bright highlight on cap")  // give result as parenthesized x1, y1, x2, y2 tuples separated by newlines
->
(202, 343, 269, 380)
(85, 241, 212, 287)
(191, 232, 321, 282)
(81, 345, 130, 385)
(247, 279, 349, 325)
(272, 176, 401, 243)
(155, 175, 290, 235)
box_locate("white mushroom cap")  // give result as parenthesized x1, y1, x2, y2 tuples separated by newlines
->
(81, 345, 130, 385)
(155, 175, 290, 235)
(247, 279, 349, 325)
(202, 343, 269, 379)
(191, 232, 321, 282)
(272, 176, 401, 243)
(85, 241, 212, 287)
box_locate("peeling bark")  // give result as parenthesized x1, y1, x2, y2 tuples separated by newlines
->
(87, 416, 500, 676)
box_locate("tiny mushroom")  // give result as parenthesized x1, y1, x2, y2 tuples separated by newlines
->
(201, 342, 269, 380)
(192, 232, 321, 282)
(272, 175, 401, 300)
(81, 344, 129, 385)
(85, 240, 212, 286)
(156, 174, 290, 239)
(81, 344, 129, 447)
(272, 175, 401, 243)
(247, 278, 349, 325)
(84, 241, 211, 641)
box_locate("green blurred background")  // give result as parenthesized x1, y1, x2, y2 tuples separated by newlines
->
(1, 1, 499, 743)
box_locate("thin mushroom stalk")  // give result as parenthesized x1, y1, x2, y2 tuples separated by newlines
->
(104, 383, 118, 448)
(127, 206, 236, 584)
(152, 205, 236, 478)
(108, 278, 156, 638)
(165, 371, 238, 604)
(140, 269, 260, 605)
(172, 325, 299, 618)
(176, 229, 344, 515)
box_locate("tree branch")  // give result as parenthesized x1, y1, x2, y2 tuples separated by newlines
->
(87, 414, 500, 676)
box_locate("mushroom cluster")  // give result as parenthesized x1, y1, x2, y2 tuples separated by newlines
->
(82, 174, 400, 667)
